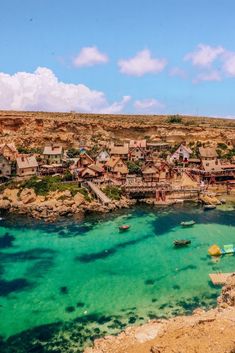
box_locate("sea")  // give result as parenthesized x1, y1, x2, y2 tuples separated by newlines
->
(0, 204, 235, 352)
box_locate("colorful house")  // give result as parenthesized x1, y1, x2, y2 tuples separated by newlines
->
(43, 145, 63, 165)
(96, 150, 110, 164)
(141, 162, 159, 182)
(170, 144, 192, 163)
(129, 140, 147, 161)
(79, 164, 104, 179)
(76, 152, 94, 168)
(105, 157, 128, 181)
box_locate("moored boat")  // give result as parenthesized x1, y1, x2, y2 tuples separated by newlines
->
(119, 225, 130, 231)
(180, 220, 196, 227)
(204, 205, 216, 210)
(174, 239, 191, 247)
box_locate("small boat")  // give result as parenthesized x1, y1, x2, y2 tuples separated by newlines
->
(180, 220, 196, 227)
(119, 225, 130, 232)
(204, 205, 216, 210)
(208, 244, 235, 256)
(174, 239, 191, 248)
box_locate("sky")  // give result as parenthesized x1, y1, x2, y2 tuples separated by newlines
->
(0, 0, 235, 116)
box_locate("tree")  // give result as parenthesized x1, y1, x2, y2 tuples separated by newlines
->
(66, 148, 80, 158)
(127, 161, 142, 175)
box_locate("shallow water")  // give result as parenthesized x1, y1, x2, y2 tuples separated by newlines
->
(0, 205, 235, 352)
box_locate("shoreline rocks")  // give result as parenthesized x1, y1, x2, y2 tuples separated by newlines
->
(0, 187, 136, 221)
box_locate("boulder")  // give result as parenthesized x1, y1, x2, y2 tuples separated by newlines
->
(0, 199, 11, 209)
(20, 188, 37, 204)
(218, 274, 235, 307)
(73, 192, 85, 206)
(2, 188, 19, 203)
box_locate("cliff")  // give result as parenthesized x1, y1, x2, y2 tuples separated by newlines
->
(0, 111, 235, 147)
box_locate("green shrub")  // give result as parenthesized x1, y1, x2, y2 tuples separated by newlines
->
(217, 143, 228, 150)
(66, 148, 80, 158)
(102, 186, 122, 200)
(17, 146, 42, 154)
(127, 161, 142, 175)
(63, 171, 73, 181)
(76, 188, 91, 201)
(167, 115, 182, 124)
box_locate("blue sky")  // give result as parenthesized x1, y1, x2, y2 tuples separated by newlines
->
(0, 0, 235, 116)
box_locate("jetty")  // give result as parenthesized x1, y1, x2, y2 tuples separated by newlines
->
(209, 273, 234, 285)
(86, 181, 111, 205)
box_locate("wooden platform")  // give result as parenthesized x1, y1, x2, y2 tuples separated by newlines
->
(209, 273, 234, 285)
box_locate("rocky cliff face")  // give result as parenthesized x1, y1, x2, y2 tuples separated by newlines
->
(0, 110, 235, 147)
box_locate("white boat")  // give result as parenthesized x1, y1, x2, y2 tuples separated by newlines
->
(204, 205, 216, 210)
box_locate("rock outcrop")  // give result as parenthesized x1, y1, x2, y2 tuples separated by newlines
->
(0, 187, 134, 221)
(0, 111, 235, 148)
(85, 274, 235, 353)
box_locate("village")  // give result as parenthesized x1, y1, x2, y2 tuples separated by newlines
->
(0, 136, 235, 220)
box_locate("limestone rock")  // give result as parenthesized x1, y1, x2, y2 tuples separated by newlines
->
(218, 274, 235, 307)
(20, 188, 37, 204)
(0, 199, 11, 209)
(73, 192, 85, 206)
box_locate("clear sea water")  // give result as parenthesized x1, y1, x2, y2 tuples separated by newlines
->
(0, 204, 235, 352)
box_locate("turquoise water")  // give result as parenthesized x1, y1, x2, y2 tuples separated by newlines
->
(0, 205, 235, 352)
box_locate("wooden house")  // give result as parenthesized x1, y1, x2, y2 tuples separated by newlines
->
(43, 145, 63, 165)
(129, 140, 147, 161)
(0, 143, 18, 161)
(170, 144, 192, 163)
(0, 155, 11, 178)
(109, 143, 129, 160)
(158, 162, 173, 181)
(96, 150, 110, 164)
(76, 152, 94, 168)
(105, 157, 128, 181)
(141, 162, 159, 182)
(199, 147, 218, 161)
(16, 156, 38, 177)
(79, 164, 104, 179)
(201, 159, 222, 173)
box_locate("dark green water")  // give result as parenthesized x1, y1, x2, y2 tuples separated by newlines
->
(0, 204, 235, 352)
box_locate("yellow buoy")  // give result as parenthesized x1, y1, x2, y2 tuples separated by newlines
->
(208, 244, 222, 256)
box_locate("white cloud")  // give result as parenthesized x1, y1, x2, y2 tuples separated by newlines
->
(118, 49, 167, 76)
(184, 44, 224, 67)
(98, 96, 131, 114)
(193, 70, 221, 83)
(223, 53, 235, 76)
(0, 67, 130, 113)
(73, 46, 108, 67)
(134, 98, 165, 112)
(169, 67, 187, 79)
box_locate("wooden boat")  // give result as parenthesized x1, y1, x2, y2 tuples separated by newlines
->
(208, 244, 235, 256)
(180, 220, 196, 227)
(204, 205, 216, 210)
(119, 225, 130, 231)
(174, 239, 191, 247)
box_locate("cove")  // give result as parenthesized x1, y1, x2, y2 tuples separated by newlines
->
(0, 204, 235, 352)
